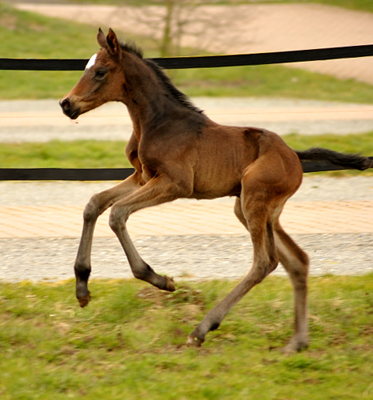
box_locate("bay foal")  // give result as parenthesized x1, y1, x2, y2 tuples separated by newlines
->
(60, 29, 372, 352)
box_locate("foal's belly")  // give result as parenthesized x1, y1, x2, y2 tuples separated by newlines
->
(190, 169, 243, 199)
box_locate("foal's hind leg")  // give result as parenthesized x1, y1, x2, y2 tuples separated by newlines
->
(188, 186, 280, 346)
(235, 197, 309, 352)
(75, 172, 142, 307)
(274, 221, 309, 352)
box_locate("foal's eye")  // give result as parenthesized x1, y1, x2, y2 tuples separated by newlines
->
(94, 69, 107, 79)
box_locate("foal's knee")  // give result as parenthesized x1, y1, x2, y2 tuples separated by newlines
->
(83, 193, 102, 222)
(131, 263, 153, 281)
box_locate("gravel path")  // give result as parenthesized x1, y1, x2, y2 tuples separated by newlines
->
(1, 233, 372, 283)
(1, 177, 372, 282)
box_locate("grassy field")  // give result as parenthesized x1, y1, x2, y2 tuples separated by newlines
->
(0, 275, 372, 399)
(0, 140, 130, 168)
(1, 132, 373, 176)
(306, 0, 373, 12)
(64, 0, 373, 14)
(1, 3, 373, 103)
(252, 0, 373, 12)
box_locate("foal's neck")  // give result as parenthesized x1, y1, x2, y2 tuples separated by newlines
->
(125, 89, 170, 139)
(121, 55, 194, 140)
(124, 56, 168, 139)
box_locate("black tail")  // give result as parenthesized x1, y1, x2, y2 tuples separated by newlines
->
(295, 147, 373, 171)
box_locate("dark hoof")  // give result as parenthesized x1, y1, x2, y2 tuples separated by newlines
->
(282, 338, 309, 354)
(77, 293, 91, 308)
(165, 276, 176, 292)
(186, 333, 204, 347)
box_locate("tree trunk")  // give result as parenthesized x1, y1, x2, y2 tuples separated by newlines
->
(160, 0, 175, 57)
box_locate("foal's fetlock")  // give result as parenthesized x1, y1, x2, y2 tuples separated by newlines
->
(136, 263, 176, 292)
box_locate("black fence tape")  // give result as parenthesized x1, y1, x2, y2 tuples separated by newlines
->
(1, 158, 372, 181)
(1, 44, 373, 71)
(1, 44, 373, 180)
(0, 168, 133, 181)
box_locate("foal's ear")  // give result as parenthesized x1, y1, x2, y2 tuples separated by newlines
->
(106, 28, 120, 57)
(97, 28, 120, 58)
(97, 28, 106, 48)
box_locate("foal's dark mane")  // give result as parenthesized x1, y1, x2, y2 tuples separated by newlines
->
(119, 41, 203, 114)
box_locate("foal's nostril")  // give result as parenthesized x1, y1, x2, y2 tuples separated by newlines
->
(59, 97, 80, 120)
(60, 98, 71, 112)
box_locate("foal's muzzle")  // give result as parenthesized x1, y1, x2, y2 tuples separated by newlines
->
(59, 97, 81, 120)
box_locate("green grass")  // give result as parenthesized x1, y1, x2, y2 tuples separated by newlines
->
(0, 3, 96, 100)
(247, 0, 373, 13)
(271, 0, 373, 13)
(65, 0, 373, 14)
(283, 131, 373, 176)
(0, 140, 131, 168)
(0, 3, 157, 100)
(174, 65, 373, 104)
(0, 275, 372, 399)
(5, 65, 373, 104)
(1, 132, 372, 176)
(1, 3, 373, 103)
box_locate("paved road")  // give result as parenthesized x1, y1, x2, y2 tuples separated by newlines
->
(1, 98, 373, 142)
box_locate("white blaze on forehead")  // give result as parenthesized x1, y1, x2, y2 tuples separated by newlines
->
(85, 53, 97, 70)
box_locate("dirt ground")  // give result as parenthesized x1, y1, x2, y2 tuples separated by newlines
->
(16, 2, 373, 84)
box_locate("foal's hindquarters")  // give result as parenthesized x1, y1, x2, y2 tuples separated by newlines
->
(188, 131, 310, 352)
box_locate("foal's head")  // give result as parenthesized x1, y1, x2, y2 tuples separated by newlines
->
(60, 28, 134, 119)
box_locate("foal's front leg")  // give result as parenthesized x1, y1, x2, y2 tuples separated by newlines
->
(109, 174, 188, 291)
(75, 173, 142, 307)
